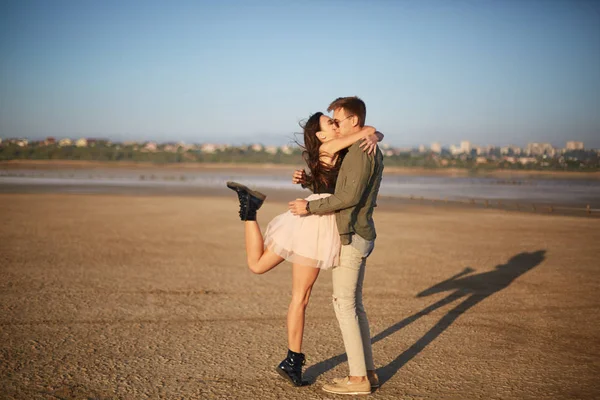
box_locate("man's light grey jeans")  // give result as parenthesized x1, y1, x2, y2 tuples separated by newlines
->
(332, 234, 375, 377)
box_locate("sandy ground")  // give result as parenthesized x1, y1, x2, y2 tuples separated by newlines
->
(1, 193, 599, 399)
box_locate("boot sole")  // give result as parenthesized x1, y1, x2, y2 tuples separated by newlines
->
(275, 366, 305, 387)
(322, 387, 371, 395)
(226, 181, 267, 201)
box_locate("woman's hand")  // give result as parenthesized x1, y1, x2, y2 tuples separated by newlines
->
(359, 132, 379, 155)
(359, 127, 384, 155)
(292, 169, 307, 185)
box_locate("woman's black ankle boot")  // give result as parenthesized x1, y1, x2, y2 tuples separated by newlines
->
(276, 349, 306, 387)
(226, 181, 266, 221)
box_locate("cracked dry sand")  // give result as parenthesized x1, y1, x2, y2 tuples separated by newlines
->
(1, 193, 599, 399)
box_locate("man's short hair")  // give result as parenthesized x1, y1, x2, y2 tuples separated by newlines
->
(327, 96, 367, 127)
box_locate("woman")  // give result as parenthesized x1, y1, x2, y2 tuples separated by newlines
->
(226, 112, 382, 386)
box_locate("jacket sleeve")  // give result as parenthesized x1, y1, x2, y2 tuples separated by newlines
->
(307, 144, 373, 214)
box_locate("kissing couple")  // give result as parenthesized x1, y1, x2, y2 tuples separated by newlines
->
(227, 96, 384, 396)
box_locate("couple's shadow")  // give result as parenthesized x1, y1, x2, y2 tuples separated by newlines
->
(304, 250, 546, 386)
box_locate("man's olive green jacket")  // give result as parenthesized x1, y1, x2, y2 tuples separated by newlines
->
(307, 141, 384, 245)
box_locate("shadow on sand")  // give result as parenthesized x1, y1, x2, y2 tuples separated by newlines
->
(303, 250, 546, 385)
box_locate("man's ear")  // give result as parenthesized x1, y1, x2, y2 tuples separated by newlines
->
(351, 115, 360, 128)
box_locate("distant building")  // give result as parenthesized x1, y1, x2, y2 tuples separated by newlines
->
(565, 141, 584, 151)
(477, 146, 494, 156)
(430, 142, 442, 153)
(500, 146, 516, 155)
(280, 145, 293, 155)
(177, 141, 193, 151)
(44, 137, 56, 146)
(201, 144, 217, 154)
(418, 144, 427, 153)
(75, 138, 88, 147)
(519, 157, 537, 165)
(143, 142, 157, 152)
(526, 142, 555, 157)
(265, 146, 278, 155)
(86, 138, 107, 147)
(460, 140, 472, 154)
(449, 144, 462, 155)
(475, 156, 488, 164)
(8, 138, 29, 147)
(501, 145, 522, 156)
(58, 138, 72, 147)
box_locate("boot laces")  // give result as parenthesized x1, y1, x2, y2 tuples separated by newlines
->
(234, 189, 249, 218)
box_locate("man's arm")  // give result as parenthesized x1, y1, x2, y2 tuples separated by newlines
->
(295, 144, 373, 215)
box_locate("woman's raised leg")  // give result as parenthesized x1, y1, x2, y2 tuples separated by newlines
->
(287, 263, 320, 352)
(244, 220, 284, 274)
(226, 181, 284, 274)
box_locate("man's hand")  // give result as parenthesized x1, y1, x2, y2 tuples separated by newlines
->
(359, 134, 378, 155)
(289, 199, 309, 216)
(292, 169, 307, 185)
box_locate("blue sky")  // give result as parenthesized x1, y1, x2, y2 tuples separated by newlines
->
(1, 0, 599, 148)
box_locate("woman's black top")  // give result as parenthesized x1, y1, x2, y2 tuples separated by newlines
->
(313, 170, 338, 194)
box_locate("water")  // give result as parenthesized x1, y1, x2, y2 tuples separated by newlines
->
(1, 168, 598, 206)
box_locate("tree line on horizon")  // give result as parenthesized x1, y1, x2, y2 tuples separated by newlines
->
(0, 141, 598, 172)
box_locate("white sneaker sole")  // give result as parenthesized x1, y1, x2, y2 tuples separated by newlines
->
(322, 387, 371, 395)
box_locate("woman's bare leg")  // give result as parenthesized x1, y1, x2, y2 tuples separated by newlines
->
(245, 221, 284, 274)
(287, 263, 320, 353)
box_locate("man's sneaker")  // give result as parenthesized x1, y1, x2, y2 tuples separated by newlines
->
(322, 376, 371, 396)
(332, 372, 379, 389)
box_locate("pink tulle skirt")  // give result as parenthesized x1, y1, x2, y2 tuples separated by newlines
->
(264, 193, 340, 270)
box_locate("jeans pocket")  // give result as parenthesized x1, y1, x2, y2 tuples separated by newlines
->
(351, 235, 375, 258)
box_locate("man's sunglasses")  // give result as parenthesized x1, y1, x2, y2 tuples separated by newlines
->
(329, 115, 354, 128)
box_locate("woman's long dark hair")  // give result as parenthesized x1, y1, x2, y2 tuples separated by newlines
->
(298, 112, 346, 192)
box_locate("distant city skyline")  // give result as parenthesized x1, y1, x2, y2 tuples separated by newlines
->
(2, 134, 592, 153)
(1, 1, 599, 148)
(2, 130, 597, 150)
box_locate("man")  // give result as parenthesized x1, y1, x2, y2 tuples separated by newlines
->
(289, 96, 384, 395)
